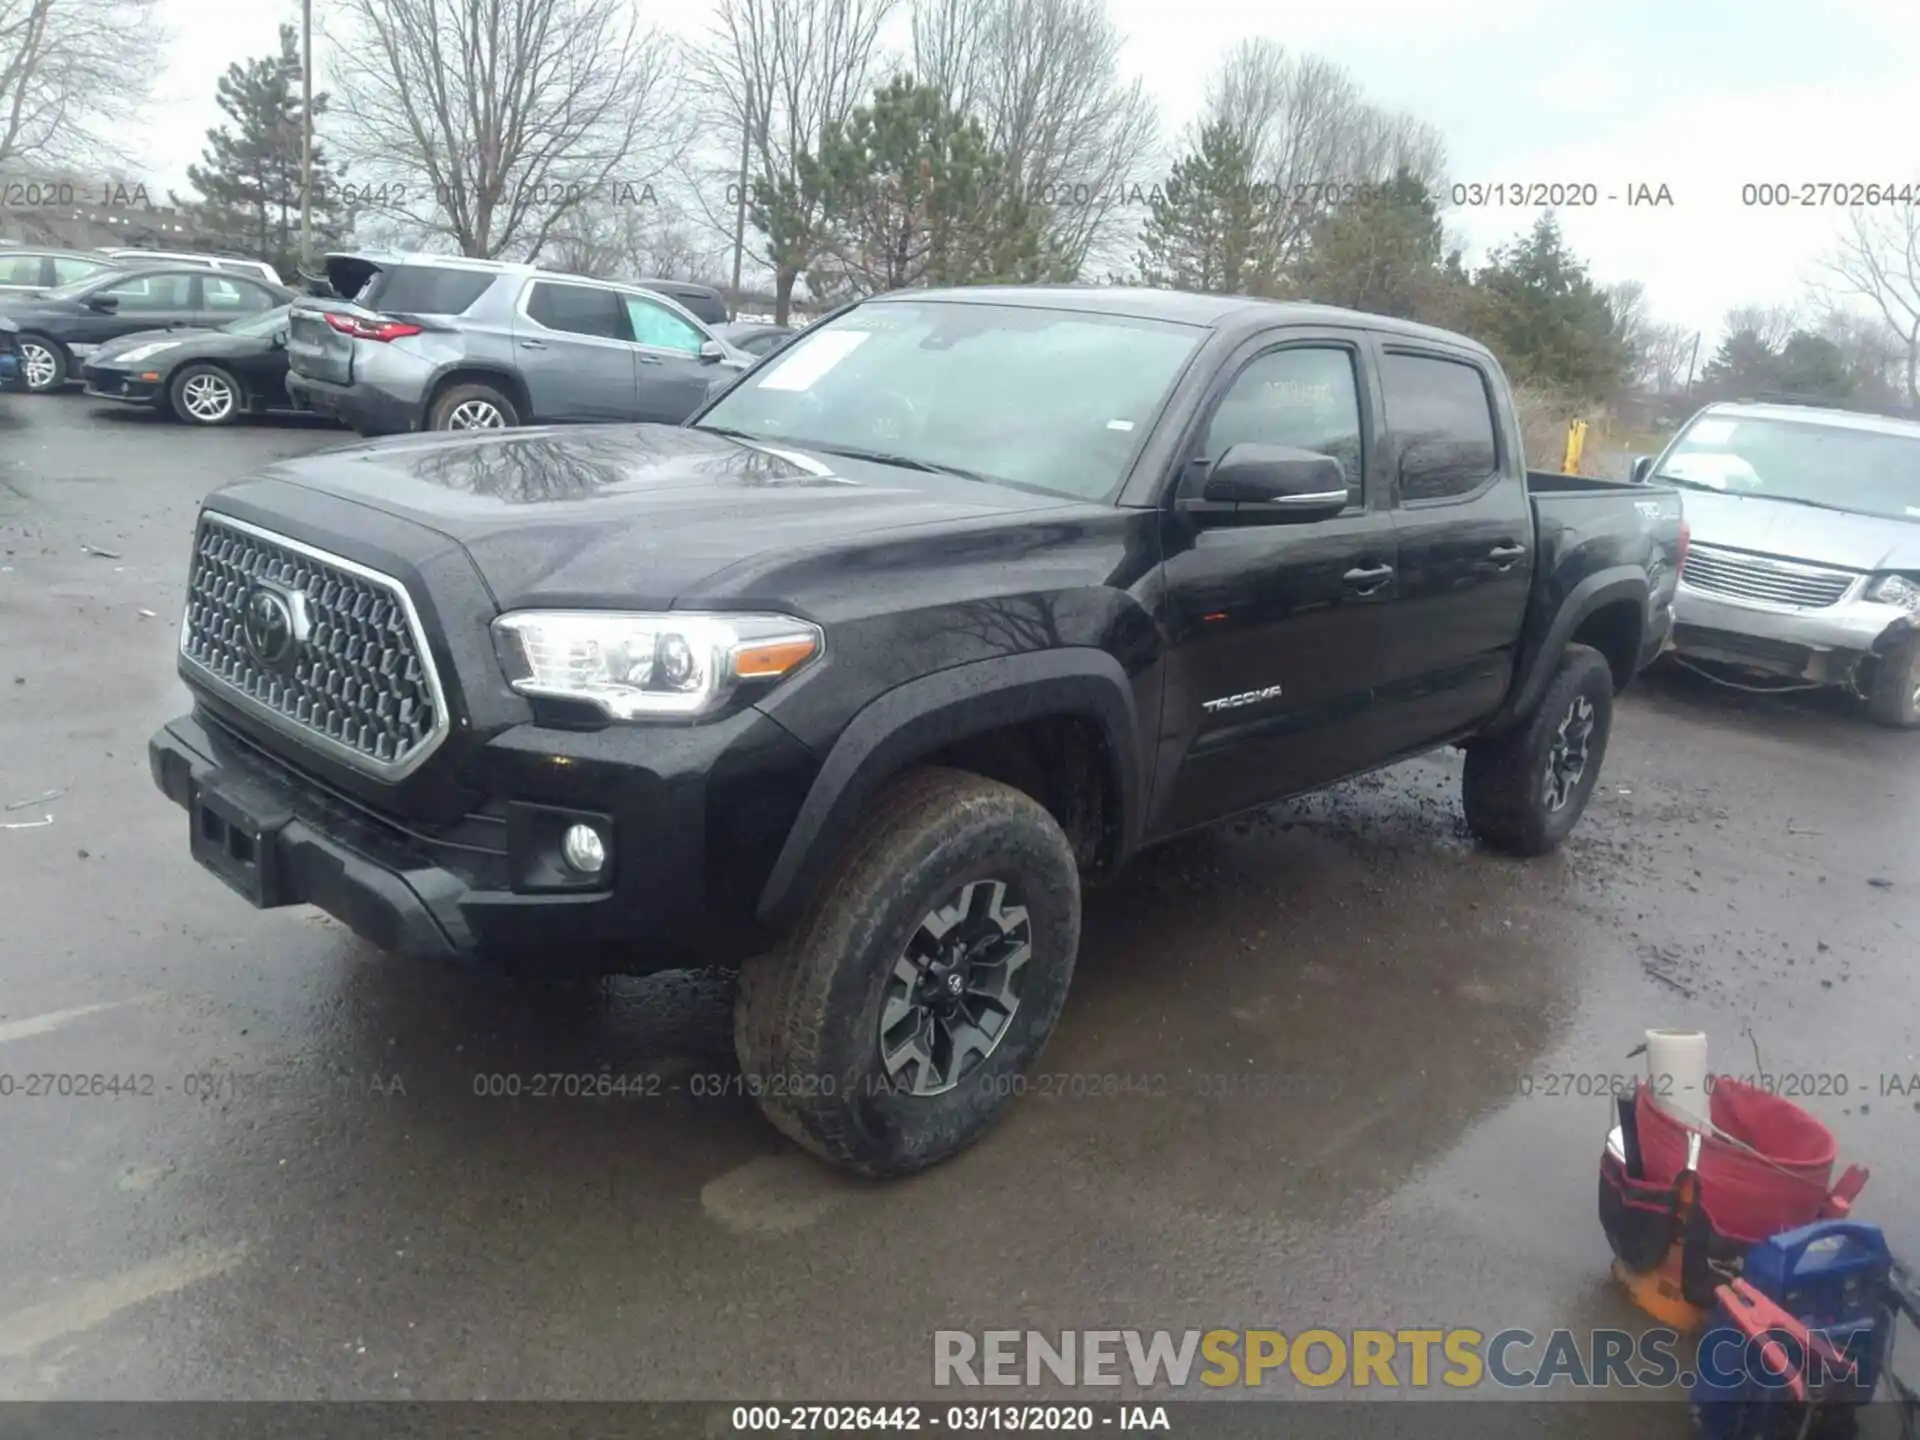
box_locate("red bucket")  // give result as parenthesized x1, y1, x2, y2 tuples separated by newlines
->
(1632, 1079, 1837, 1244)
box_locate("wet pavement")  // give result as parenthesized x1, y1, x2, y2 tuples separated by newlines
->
(1, 393, 1916, 1423)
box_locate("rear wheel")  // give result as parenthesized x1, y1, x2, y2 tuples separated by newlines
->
(734, 767, 1082, 1178)
(1866, 635, 1920, 728)
(1463, 644, 1615, 856)
(18, 335, 65, 393)
(429, 382, 518, 431)
(169, 364, 241, 425)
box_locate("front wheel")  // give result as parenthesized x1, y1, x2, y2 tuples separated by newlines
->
(1866, 635, 1920, 728)
(428, 382, 518, 431)
(1463, 644, 1615, 856)
(169, 364, 242, 425)
(734, 767, 1082, 1178)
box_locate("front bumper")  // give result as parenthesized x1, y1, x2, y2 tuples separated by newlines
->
(150, 697, 816, 972)
(82, 366, 161, 405)
(1671, 583, 1916, 682)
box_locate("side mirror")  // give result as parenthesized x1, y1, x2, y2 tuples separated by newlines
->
(1629, 454, 1656, 485)
(698, 339, 725, 363)
(85, 294, 119, 313)
(1184, 444, 1350, 521)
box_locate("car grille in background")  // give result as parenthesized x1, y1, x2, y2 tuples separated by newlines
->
(1679, 543, 1856, 610)
(180, 513, 447, 777)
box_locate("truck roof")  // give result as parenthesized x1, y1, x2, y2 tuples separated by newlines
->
(898, 284, 1491, 354)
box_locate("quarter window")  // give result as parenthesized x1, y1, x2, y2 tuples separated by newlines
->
(1200, 346, 1365, 504)
(1379, 351, 1500, 502)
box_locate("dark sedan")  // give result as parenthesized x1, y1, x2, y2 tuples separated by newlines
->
(0, 265, 294, 393)
(714, 320, 797, 358)
(81, 305, 317, 425)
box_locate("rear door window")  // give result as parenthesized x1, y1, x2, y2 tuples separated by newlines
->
(51, 256, 110, 284)
(0, 254, 47, 286)
(1378, 350, 1500, 503)
(526, 281, 631, 340)
(366, 265, 494, 315)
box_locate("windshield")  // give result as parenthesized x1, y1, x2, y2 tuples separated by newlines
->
(695, 300, 1205, 501)
(222, 304, 291, 336)
(1658, 413, 1920, 521)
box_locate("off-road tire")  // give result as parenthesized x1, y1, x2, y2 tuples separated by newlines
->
(18, 334, 66, 393)
(428, 382, 519, 431)
(734, 766, 1082, 1178)
(1866, 635, 1920, 728)
(1463, 643, 1615, 857)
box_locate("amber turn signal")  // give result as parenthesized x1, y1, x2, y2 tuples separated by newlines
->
(734, 637, 819, 678)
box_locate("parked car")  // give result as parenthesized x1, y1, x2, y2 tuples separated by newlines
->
(81, 304, 309, 425)
(635, 279, 730, 327)
(284, 251, 751, 435)
(0, 247, 120, 297)
(1638, 398, 1920, 726)
(150, 285, 1684, 1177)
(99, 248, 285, 288)
(714, 320, 796, 358)
(0, 315, 21, 391)
(0, 265, 295, 393)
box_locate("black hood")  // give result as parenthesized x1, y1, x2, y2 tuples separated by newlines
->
(233, 424, 1081, 611)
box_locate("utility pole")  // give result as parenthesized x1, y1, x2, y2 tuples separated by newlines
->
(301, 0, 314, 276)
(1682, 330, 1701, 395)
(730, 82, 751, 311)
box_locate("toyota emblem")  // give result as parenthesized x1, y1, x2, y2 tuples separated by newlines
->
(242, 585, 306, 667)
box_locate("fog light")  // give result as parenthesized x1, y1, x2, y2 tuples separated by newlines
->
(561, 823, 606, 874)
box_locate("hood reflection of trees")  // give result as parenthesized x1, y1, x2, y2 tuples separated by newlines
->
(403, 427, 841, 502)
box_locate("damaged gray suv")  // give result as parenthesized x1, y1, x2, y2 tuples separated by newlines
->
(285, 252, 751, 436)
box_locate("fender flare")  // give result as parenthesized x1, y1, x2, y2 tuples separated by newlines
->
(1493, 568, 1649, 731)
(754, 649, 1144, 929)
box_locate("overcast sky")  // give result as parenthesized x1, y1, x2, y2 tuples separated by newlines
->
(134, 0, 1915, 342)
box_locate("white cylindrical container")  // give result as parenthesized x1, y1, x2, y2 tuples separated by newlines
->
(1645, 1028, 1710, 1130)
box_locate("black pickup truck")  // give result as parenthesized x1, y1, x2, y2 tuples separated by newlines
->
(149, 286, 1685, 1176)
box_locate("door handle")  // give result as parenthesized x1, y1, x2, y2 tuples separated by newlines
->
(637, 354, 662, 365)
(1488, 543, 1526, 569)
(518, 339, 546, 350)
(1343, 563, 1394, 594)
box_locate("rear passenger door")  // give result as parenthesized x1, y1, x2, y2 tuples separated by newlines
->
(195, 275, 280, 326)
(76, 272, 200, 349)
(621, 292, 718, 422)
(1371, 340, 1534, 753)
(513, 279, 640, 423)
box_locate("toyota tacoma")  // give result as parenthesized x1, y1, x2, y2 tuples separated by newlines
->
(150, 286, 1686, 1177)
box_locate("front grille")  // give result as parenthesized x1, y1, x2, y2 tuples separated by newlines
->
(179, 513, 449, 778)
(1680, 543, 1856, 610)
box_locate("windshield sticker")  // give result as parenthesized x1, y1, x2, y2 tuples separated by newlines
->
(1687, 419, 1737, 445)
(1664, 452, 1754, 489)
(758, 330, 870, 391)
(1106, 419, 1136, 431)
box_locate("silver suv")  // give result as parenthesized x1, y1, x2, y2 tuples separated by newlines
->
(285, 252, 750, 435)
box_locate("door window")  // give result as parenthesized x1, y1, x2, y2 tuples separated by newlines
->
(202, 276, 275, 314)
(526, 281, 631, 340)
(51, 256, 110, 284)
(1200, 345, 1365, 504)
(102, 273, 195, 310)
(0, 254, 45, 286)
(1378, 351, 1499, 502)
(624, 294, 703, 355)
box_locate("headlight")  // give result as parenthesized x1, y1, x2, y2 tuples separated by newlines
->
(1868, 574, 1920, 610)
(491, 610, 823, 719)
(115, 342, 178, 364)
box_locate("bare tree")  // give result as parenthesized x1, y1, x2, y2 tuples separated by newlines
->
(1811, 304, 1906, 400)
(1823, 207, 1920, 404)
(1196, 40, 1448, 278)
(910, 0, 1157, 277)
(690, 0, 901, 323)
(0, 0, 164, 171)
(321, 0, 690, 260)
(1642, 321, 1695, 395)
(545, 197, 731, 285)
(1722, 301, 1800, 353)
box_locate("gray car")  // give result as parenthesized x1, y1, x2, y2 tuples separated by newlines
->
(1640, 399, 1920, 726)
(285, 252, 751, 435)
(0, 247, 120, 297)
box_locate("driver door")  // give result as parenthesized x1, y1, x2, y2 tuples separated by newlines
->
(622, 292, 719, 423)
(70, 271, 199, 354)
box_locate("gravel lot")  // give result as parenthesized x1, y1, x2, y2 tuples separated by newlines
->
(1, 391, 1915, 1425)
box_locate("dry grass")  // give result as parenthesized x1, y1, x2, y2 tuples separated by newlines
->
(1513, 383, 1675, 479)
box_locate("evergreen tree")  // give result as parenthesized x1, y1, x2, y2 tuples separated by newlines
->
(1289, 169, 1459, 322)
(798, 75, 1059, 304)
(1467, 213, 1633, 402)
(177, 25, 345, 279)
(1132, 121, 1274, 295)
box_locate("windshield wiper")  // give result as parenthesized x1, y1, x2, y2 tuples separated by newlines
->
(789, 441, 992, 482)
